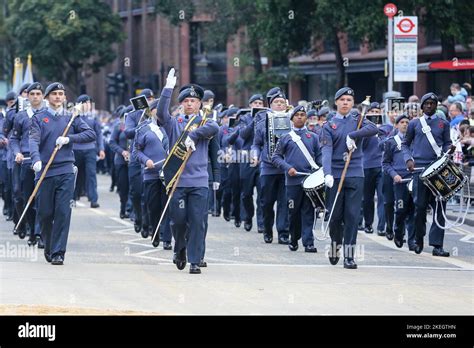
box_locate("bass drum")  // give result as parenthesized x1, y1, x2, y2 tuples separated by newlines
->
(302, 169, 326, 209)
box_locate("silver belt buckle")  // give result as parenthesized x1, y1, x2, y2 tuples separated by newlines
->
(422, 126, 431, 134)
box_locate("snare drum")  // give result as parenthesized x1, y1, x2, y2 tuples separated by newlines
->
(302, 169, 326, 209)
(420, 156, 467, 200)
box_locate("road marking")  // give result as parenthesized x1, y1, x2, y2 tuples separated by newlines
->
(89, 209, 106, 216)
(361, 232, 474, 270)
(109, 217, 133, 227)
(75, 201, 85, 207)
(459, 234, 474, 243)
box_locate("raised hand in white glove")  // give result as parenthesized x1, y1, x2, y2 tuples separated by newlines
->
(56, 136, 70, 148)
(213, 182, 220, 191)
(346, 135, 357, 151)
(325, 174, 334, 188)
(184, 136, 196, 152)
(165, 68, 177, 89)
(32, 161, 42, 173)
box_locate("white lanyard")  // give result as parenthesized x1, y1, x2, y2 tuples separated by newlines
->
(149, 123, 164, 142)
(394, 134, 402, 151)
(419, 116, 442, 157)
(288, 130, 319, 170)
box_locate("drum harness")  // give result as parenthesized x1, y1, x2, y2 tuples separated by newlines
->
(418, 117, 470, 229)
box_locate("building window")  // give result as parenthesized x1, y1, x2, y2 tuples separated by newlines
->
(348, 36, 360, 52)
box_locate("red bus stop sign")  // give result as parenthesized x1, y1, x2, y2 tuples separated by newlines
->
(384, 3, 398, 18)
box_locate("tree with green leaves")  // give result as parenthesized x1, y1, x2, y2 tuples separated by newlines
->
(6, 0, 124, 95)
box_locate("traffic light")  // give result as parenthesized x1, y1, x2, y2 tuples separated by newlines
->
(106, 73, 117, 95)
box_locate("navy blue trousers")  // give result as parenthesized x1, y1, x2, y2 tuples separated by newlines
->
(144, 179, 171, 243)
(327, 177, 364, 258)
(73, 149, 99, 203)
(382, 172, 395, 233)
(115, 163, 129, 214)
(240, 162, 264, 229)
(20, 162, 36, 234)
(260, 174, 289, 237)
(393, 182, 415, 247)
(36, 173, 74, 259)
(12, 162, 23, 225)
(287, 185, 315, 247)
(169, 187, 208, 264)
(128, 162, 145, 225)
(363, 167, 385, 231)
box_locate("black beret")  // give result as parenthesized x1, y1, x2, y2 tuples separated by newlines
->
(139, 89, 154, 98)
(249, 93, 264, 105)
(420, 92, 438, 107)
(45, 82, 65, 98)
(202, 90, 215, 102)
(76, 94, 91, 104)
(5, 91, 17, 101)
(227, 107, 239, 117)
(307, 109, 317, 118)
(26, 82, 43, 94)
(19, 83, 31, 95)
(395, 114, 409, 124)
(178, 84, 204, 103)
(114, 105, 126, 117)
(218, 110, 228, 119)
(368, 102, 381, 111)
(335, 87, 354, 101)
(318, 106, 330, 117)
(266, 87, 286, 105)
(290, 105, 306, 120)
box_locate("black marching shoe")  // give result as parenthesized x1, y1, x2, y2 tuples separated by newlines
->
(394, 236, 404, 248)
(173, 248, 187, 270)
(263, 233, 273, 244)
(432, 247, 450, 257)
(414, 239, 423, 254)
(90, 202, 100, 208)
(385, 230, 394, 240)
(364, 226, 374, 234)
(223, 215, 230, 222)
(51, 255, 64, 265)
(44, 253, 52, 263)
(141, 226, 149, 239)
(304, 245, 317, 253)
(343, 258, 358, 269)
(357, 222, 364, 231)
(163, 241, 172, 250)
(199, 259, 207, 267)
(189, 264, 201, 274)
(257, 228, 264, 234)
(18, 227, 26, 240)
(328, 243, 340, 265)
(234, 220, 241, 228)
(27, 236, 37, 247)
(244, 221, 252, 231)
(278, 235, 289, 245)
(377, 230, 386, 237)
(37, 236, 44, 249)
(134, 221, 142, 233)
(6, 215, 13, 222)
(288, 242, 298, 251)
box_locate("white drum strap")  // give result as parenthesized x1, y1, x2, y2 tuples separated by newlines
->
(149, 123, 164, 142)
(289, 130, 319, 170)
(419, 116, 442, 157)
(394, 134, 402, 151)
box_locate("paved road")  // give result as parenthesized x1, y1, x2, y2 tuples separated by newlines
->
(0, 174, 473, 314)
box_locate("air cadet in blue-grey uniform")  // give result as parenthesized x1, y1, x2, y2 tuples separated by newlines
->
(6, 84, 30, 231)
(361, 102, 386, 236)
(0, 91, 17, 222)
(10, 82, 45, 246)
(73, 94, 105, 208)
(222, 107, 243, 227)
(215, 110, 230, 218)
(157, 68, 219, 274)
(134, 99, 172, 247)
(321, 87, 378, 269)
(30, 82, 96, 265)
(382, 114, 415, 250)
(272, 105, 322, 252)
(109, 105, 132, 219)
(238, 94, 265, 232)
(251, 87, 290, 244)
(402, 92, 452, 257)
(0, 109, 8, 217)
(125, 89, 155, 233)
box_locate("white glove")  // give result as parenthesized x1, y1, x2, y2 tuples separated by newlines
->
(56, 136, 70, 148)
(213, 182, 220, 190)
(165, 68, 177, 89)
(32, 161, 42, 173)
(346, 135, 357, 151)
(184, 136, 196, 152)
(325, 175, 334, 188)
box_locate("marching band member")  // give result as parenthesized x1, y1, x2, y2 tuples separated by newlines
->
(238, 94, 265, 232)
(252, 87, 290, 244)
(382, 114, 415, 250)
(272, 105, 322, 252)
(10, 82, 45, 246)
(73, 94, 105, 208)
(157, 68, 219, 274)
(321, 87, 378, 269)
(30, 82, 95, 265)
(403, 92, 452, 256)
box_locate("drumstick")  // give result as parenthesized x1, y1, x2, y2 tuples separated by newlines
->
(399, 178, 412, 183)
(144, 159, 165, 170)
(295, 172, 311, 176)
(407, 167, 425, 171)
